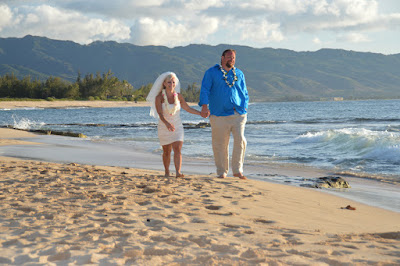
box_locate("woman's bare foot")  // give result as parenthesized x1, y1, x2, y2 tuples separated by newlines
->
(176, 173, 185, 178)
(218, 174, 227, 179)
(233, 173, 247, 180)
(164, 171, 170, 177)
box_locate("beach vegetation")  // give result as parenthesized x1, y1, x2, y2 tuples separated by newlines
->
(131, 83, 152, 102)
(0, 71, 135, 101)
(0, 70, 202, 102)
(130, 81, 200, 102)
(181, 82, 200, 102)
(0, 97, 44, 101)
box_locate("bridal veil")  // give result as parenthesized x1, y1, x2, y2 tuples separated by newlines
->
(146, 72, 181, 119)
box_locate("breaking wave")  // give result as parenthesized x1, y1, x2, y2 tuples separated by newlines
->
(294, 128, 400, 163)
(11, 115, 45, 130)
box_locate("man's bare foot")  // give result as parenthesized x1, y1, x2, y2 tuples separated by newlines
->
(164, 171, 170, 177)
(218, 174, 227, 179)
(233, 173, 247, 180)
(176, 173, 185, 178)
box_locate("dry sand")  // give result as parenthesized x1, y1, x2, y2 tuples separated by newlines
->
(1, 109, 400, 265)
(0, 100, 150, 110)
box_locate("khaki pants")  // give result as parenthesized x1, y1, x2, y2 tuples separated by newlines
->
(209, 113, 247, 176)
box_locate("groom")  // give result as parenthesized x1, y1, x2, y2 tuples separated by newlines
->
(199, 49, 249, 179)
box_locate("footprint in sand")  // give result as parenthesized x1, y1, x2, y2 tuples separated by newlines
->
(222, 223, 241, 229)
(191, 217, 207, 223)
(254, 218, 276, 224)
(205, 205, 222, 210)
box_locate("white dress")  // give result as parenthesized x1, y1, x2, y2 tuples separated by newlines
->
(158, 101, 184, 146)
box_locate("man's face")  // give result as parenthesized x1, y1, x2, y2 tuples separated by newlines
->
(221, 51, 236, 69)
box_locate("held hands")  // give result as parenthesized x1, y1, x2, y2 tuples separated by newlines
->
(200, 105, 210, 118)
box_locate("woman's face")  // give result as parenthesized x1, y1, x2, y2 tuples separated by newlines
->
(164, 76, 176, 91)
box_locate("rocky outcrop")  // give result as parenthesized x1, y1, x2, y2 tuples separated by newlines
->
(183, 122, 210, 129)
(33, 129, 87, 138)
(7, 126, 87, 138)
(303, 176, 351, 189)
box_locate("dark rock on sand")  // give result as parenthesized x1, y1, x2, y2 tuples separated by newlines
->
(303, 176, 351, 189)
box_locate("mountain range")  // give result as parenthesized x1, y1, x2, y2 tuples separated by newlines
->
(1, 35, 400, 101)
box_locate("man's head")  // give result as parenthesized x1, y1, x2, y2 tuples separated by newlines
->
(221, 49, 236, 69)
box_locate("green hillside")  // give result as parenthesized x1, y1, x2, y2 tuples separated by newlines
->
(1, 35, 399, 101)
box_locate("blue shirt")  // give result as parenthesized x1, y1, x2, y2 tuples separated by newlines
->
(199, 64, 249, 116)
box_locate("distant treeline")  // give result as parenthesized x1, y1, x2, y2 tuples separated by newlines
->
(0, 71, 200, 102)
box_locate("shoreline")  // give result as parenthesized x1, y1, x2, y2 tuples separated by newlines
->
(3, 124, 400, 213)
(2, 127, 400, 213)
(0, 100, 197, 110)
(1, 128, 400, 264)
(0, 100, 151, 109)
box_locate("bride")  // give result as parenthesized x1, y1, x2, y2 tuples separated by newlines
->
(146, 72, 201, 177)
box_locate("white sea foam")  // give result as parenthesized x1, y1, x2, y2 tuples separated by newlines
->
(296, 128, 399, 142)
(293, 131, 327, 143)
(294, 128, 400, 157)
(12, 115, 45, 130)
(7, 107, 44, 111)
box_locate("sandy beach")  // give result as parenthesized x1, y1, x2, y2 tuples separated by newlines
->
(1, 126, 400, 265)
(0, 100, 151, 110)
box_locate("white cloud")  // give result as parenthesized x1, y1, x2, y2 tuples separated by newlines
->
(368, 13, 400, 30)
(239, 20, 284, 43)
(0, 4, 130, 43)
(0, 0, 399, 53)
(281, 0, 383, 33)
(25, 13, 40, 24)
(184, 0, 223, 10)
(313, 37, 322, 44)
(338, 32, 370, 43)
(341, 0, 378, 19)
(0, 4, 13, 30)
(130, 18, 184, 46)
(311, 0, 340, 16)
(130, 16, 219, 46)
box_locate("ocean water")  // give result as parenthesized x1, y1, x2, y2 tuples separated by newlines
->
(2, 100, 400, 183)
(0, 100, 400, 183)
(2, 99, 400, 212)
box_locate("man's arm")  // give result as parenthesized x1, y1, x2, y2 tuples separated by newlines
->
(199, 69, 212, 118)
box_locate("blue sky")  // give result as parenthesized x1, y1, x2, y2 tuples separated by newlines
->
(0, 0, 399, 54)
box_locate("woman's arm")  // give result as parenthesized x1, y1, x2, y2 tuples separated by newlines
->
(179, 94, 201, 116)
(156, 94, 175, 131)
